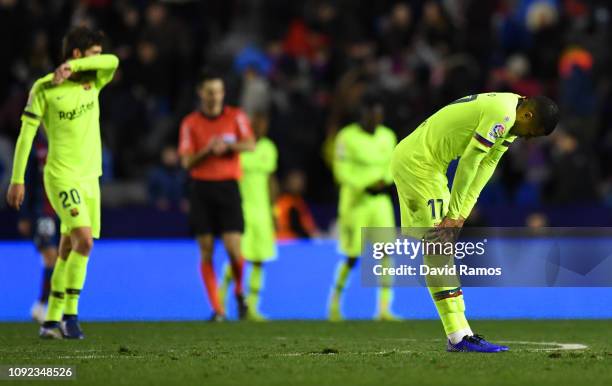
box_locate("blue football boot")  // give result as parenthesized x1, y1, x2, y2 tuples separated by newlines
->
(447, 335, 508, 353)
(39, 321, 63, 339)
(61, 315, 84, 339)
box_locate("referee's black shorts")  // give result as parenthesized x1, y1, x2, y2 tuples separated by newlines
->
(188, 179, 244, 236)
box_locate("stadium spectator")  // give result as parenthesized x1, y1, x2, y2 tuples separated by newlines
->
(546, 130, 600, 204)
(147, 146, 186, 212)
(526, 212, 549, 228)
(275, 170, 320, 240)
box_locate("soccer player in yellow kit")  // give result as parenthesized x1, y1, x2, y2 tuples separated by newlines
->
(391, 93, 559, 352)
(6, 27, 118, 339)
(329, 94, 399, 321)
(219, 112, 278, 321)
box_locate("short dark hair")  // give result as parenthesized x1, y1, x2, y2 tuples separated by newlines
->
(531, 96, 560, 136)
(62, 27, 105, 60)
(361, 90, 383, 108)
(198, 68, 224, 86)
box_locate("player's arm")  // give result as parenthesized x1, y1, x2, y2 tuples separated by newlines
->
(178, 117, 214, 170)
(260, 142, 278, 174)
(19, 151, 38, 216)
(446, 140, 490, 221)
(459, 139, 513, 219)
(56, 54, 119, 88)
(180, 139, 217, 170)
(383, 129, 398, 185)
(446, 106, 511, 222)
(227, 110, 255, 153)
(364, 130, 397, 195)
(333, 133, 376, 191)
(227, 137, 255, 152)
(6, 79, 47, 210)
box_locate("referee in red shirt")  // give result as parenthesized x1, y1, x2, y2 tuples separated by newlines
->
(178, 69, 255, 321)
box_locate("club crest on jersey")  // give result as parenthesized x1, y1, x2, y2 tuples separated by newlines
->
(83, 82, 92, 90)
(488, 123, 506, 140)
(70, 208, 79, 217)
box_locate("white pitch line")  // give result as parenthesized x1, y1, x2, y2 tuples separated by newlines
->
(274, 350, 414, 357)
(497, 341, 588, 351)
(56, 355, 145, 359)
(272, 340, 588, 356)
(0, 349, 101, 353)
(273, 337, 420, 342)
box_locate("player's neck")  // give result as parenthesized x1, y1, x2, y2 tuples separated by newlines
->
(68, 71, 94, 83)
(360, 122, 376, 134)
(200, 104, 224, 119)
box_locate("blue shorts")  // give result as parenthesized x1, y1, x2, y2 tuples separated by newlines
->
(33, 216, 59, 250)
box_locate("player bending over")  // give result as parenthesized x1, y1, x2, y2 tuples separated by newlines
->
(6, 27, 119, 339)
(329, 93, 399, 321)
(220, 112, 278, 321)
(391, 93, 559, 352)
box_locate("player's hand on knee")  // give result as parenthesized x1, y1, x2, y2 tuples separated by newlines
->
(437, 216, 464, 229)
(430, 216, 465, 243)
(6, 183, 25, 210)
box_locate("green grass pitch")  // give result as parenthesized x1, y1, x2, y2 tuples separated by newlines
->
(1, 320, 611, 386)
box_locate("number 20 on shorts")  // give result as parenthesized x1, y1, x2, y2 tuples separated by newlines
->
(59, 189, 81, 209)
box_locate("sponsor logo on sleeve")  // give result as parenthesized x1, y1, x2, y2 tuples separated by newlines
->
(488, 123, 506, 140)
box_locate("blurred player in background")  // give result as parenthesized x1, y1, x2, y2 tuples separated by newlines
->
(178, 70, 255, 321)
(18, 133, 58, 324)
(391, 93, 559, 352)
(6, 27, 119, 339)
(220, 111, 278, 321)
(328, 93, 398, 321)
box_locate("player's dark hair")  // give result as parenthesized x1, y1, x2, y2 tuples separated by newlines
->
(361, 90, 383, 109)
(62, 27, 105, 60)
(531, 96, 560, 136)
(198, 68, 224, 86)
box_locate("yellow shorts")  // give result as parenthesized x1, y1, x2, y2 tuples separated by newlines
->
(391, 143, 450, 229)
(395, 171, 450, 229)
(242, 207, 276, 262)
(43, 175, 101, 238)
(338, 194, 395, 257)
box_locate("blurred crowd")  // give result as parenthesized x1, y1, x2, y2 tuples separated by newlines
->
(1, 0, 612, 224)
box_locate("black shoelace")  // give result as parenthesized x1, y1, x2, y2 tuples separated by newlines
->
(466, 334, 487, 345)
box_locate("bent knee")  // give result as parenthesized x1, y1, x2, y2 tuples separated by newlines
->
(73, 236, 94, 255)
(197, 236, 215, 261)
